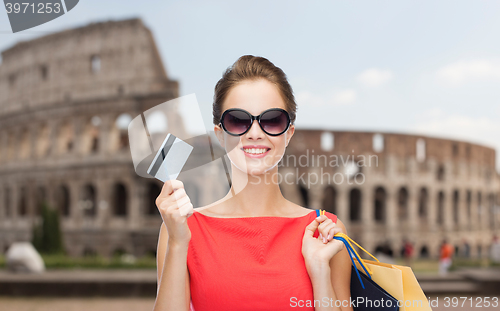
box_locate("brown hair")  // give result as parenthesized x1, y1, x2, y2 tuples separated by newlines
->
(213, 55, 297, 126)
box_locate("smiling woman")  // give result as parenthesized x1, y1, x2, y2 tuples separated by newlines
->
(153, 55, 353, 311)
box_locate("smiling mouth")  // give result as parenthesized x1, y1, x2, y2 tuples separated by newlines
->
(241, 148, 271, 155)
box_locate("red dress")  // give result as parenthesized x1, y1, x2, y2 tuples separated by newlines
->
(187, 209, 338, 311)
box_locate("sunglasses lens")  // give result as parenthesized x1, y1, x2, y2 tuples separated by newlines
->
(222, 110, 252, 135)
(260, 110, 289, 135)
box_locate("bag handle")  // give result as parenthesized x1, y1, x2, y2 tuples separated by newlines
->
(333, 233, 380, 290)
(315, 209, 380, 288)
(334, 232, 380, 264)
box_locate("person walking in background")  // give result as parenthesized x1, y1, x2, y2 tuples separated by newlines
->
(461, 238, 470, 258)
(490, 235, 500, 264)
(439, 239, 454, 276)
(403, 239, 414, 268)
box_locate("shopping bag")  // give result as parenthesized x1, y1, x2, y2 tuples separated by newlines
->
(353, 259, 432, 311)
(334, 233, 432, 311)
(335, 234, 399, 310)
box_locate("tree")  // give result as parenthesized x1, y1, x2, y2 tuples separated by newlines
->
(32, 202, 64, 254)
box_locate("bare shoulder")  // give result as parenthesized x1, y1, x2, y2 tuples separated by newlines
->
(285, 202, 315, 217)
(192, 200, 226, 217)
(336, 218, 347, 234)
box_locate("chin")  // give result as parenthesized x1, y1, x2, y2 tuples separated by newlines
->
(247, 167, 269, 176)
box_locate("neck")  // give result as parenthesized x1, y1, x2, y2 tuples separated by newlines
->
(222, 163, 289, 216)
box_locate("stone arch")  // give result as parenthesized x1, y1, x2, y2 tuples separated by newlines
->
(453, 190, 460, 225)
(91, 54, 101, 73)
(349, 188, 362, 222)
(488, 193, 495, 229)
(56, 185, 70, 217)
(322, 185, 337, 214)
(57, 120, 74, 154)
(397, 187, 409, 220)
(81, 184, 97, 217)
(7, 130, 15, 161)
(83, 116, 101, 154)
(37, 123, 50, 158)
(4, 186, 11, 217)
(418, 187, 428, 220)
(146, 182, 161, 216)
(374, 186, 386, 223)
(19, 186, 27, 216)
(112, 182, 128, 216)
(477, 191, 482, 223)
(466, 190, 472, 228)
(436, 164, 445, 181)
(35, 186, 47, 216)
(110, 113, 132, 152)
(19, 127, 30, 159)
(437, 191, 445, 225)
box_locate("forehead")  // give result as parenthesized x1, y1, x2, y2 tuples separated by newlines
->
(223, 78, 286, 115)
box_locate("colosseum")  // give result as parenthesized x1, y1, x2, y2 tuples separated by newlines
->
(280, 130, 500, 259)
(0, 18, 499, 260)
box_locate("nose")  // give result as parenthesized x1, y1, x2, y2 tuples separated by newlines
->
(244, 120, 265, 140)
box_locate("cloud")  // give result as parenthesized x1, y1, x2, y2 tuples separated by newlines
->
(331, 89, 357, 105)
(357, 68, 394, 87)
(296, 89, 357, 107)
(436, 59, 500, 86)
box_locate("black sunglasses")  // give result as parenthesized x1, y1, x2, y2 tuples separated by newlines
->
(219, 108, 291, 136)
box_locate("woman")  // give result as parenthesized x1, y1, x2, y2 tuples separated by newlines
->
(153, 55, 353, 311)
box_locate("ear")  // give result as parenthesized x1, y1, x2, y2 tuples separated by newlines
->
(285, 124, 295, 147)
(214, 124, 224, 147)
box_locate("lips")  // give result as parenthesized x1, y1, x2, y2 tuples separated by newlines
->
(241, 145, 271, 158)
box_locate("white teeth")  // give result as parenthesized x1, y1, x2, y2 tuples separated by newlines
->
(243, 148, 268, 154)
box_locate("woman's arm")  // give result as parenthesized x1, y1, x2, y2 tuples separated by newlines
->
(305, 219, 352, 311)
(153, 222, 191, 311)
(328, 219, 354, 311)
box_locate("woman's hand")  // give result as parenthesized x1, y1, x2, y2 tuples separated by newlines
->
(302, 214, 344, 275)
(155, 180, 194, 247)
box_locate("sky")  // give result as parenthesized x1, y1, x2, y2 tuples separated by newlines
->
(1, 0, 500, 171)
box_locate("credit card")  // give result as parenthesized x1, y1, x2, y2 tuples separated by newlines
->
(147, 133, 193, 182)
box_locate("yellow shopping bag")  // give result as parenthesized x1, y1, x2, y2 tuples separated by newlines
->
(334, 233, 432, 311)
(334, 232, 432, 311)
(352, 259, 432, 311)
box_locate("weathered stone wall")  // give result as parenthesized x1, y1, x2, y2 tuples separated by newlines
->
(282, 130, 500, 259)
(0, 19, 181, 258)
